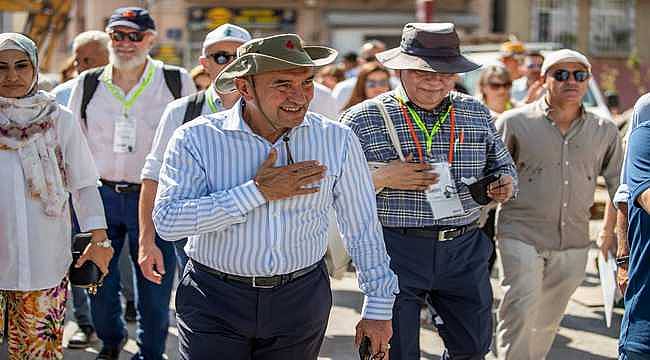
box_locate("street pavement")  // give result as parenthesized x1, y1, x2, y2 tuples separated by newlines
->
(55, 221, 620, 359)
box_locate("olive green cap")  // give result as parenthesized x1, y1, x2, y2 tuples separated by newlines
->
(215, 33, 337, 93)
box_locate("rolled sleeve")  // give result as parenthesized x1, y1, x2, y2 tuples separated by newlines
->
(362, 296, 395, 320)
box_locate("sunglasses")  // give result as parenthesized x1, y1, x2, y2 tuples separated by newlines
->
(487, 82, 511, 90)
(365, 79, 389, 89)
(552, 69, 590, 82)
(109, 30, 146, 42)
(209, 52, 236, 65)
(526, 63, 542, 69)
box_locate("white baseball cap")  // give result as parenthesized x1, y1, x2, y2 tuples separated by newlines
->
(202, 24, 252, 55)
(541, 49, 591, 76)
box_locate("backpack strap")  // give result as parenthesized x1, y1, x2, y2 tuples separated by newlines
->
(162, 65, 182, 100)
(370, 99, 406, 161)
(182, 91, 206, 124)
(80, 67, 105, 127)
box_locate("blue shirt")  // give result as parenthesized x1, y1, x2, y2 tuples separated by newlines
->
(620, 121, 650, 354)
(340, 88, 518, 227)
(153, 100, 399, 320)
(51, 78, 76, 107)
(614, 93, 649, 205)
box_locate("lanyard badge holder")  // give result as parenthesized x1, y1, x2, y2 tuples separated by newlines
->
(396, 91, 464, 220)
(103, 64, 155, 153)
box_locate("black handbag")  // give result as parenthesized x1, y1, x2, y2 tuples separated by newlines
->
(69, 233, 104, 295)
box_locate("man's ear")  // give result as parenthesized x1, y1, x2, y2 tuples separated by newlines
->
(234, 77, 255, 101)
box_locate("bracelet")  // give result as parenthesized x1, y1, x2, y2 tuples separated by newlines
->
(616, 255, 629, 266)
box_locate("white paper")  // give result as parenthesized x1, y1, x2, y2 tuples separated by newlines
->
(598, 250, 618, 328)
(113, 114, 137, 153)
(425, 162, 464, 220)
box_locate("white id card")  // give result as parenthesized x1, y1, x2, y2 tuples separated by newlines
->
(425, 162, 464, 220)
(113, 114, 136, 153)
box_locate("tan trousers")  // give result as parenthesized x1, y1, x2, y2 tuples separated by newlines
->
(496, 238, 588, 360)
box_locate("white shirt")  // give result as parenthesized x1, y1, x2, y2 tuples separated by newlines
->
(142, 85, 224, 182)
(332, 77, 357, 114)
(52, 78, 76, 107)
(67, 58, 195, 184)
(308, 82, 337, 121)
(0, 107, 106, 291)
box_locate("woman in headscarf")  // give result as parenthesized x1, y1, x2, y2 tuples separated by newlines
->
(0, 33, 113, 359)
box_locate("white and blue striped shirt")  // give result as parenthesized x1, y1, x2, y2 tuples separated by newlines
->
(153, 100, 398, 320)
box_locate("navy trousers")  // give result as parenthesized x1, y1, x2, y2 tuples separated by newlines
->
(383, 227, 493, 360)
(91, 185, 177, 360)
(176, 260, 332, 360)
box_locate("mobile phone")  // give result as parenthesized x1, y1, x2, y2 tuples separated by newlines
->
(359, 336, 372, 360)
(467, 174, 501, 205)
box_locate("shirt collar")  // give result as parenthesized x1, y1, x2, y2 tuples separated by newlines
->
(221, 98, 312, 134)
(538, 95, 587, 119)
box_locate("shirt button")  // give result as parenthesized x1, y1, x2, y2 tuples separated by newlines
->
(564, 180, 569, 185)
(565, 161, 569, 166)
(563, 203, 568, 207)
(564, 141, 568, 145)
(561, 221, 566, 226)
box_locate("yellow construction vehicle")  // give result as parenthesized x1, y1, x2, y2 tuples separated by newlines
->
(0, 0, 72, 71)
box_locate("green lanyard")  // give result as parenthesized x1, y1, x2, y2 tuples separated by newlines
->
(205, 85, 221, 113)
(397, 94, 451, 156)
(102, 64, 155, 115)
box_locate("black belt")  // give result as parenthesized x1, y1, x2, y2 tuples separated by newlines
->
(397, 222, 479, 241)
(191, 259, 322, 289)
(101, 179, 141, 193)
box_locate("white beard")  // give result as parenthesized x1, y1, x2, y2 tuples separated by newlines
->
(109, 45, 149, 70)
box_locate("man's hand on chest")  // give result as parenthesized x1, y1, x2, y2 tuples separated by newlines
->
(254, 149, 327, 201)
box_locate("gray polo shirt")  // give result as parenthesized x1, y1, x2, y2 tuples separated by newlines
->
(495, 98, 623, 251)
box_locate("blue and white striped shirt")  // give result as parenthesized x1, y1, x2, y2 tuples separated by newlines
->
(153, 100, 398, 320)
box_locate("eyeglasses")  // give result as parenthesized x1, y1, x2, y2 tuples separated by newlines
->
(552, 69, 590, 82)
(109, 30, 145, 43)
(365, 79, 390, 89)
(209, 52, 236, 65)
(526, 63, 542, 69)
(487, 82, 512, 90)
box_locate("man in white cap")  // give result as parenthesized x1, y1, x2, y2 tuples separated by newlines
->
(495, 49, 623, 359)
(138, 23, 251, 285)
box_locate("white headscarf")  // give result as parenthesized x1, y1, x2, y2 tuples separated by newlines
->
(0, 33, 67, 217)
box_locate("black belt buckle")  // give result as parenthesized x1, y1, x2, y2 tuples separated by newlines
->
(252, 276, 278, 289)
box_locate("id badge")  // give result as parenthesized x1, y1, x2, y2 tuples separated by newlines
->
(425, 161, 464, 220)
(113, 114, 136, 153)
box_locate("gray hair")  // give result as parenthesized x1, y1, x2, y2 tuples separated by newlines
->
(72, 31, 110, 53)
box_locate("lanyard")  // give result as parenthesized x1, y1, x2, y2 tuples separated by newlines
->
(205, 86, 220, 113)
(397, 96, 456, 164)
(102, 64, 155, 115)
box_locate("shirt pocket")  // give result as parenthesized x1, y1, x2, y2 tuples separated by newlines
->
(451, 128, 487, 178)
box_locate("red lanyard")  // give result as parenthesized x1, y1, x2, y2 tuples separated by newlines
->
(400, 103, 456, 165)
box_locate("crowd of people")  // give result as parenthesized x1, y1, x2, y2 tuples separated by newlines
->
(1, 5, 649, 360)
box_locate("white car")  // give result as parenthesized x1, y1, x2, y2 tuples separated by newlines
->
(459, 43, 613, 122)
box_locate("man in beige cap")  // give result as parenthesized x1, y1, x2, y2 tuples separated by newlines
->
(153, 33, 398, 359)
(495, 49, 623, 359)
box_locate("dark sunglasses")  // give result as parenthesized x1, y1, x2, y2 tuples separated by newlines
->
(526, 63, 542, 69)
(365, 79, 390, 89)
(109, 30, 145, 43)
(552, 69, 590, 82)
(209, 52, 236, 65)
(487, 82, 512, 90)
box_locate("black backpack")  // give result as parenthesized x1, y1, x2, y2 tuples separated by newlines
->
(80, 64, 183, 126)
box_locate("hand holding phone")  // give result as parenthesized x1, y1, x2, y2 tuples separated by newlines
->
(467, 174, 501, 205)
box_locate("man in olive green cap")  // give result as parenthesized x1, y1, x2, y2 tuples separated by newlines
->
(154, 34, 399, 359)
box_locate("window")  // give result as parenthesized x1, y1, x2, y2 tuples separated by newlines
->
(531, 0, 578, 47)
(589, 0, 635, 55)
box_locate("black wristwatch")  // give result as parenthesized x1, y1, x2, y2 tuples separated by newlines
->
(616, 255, 630, 267)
